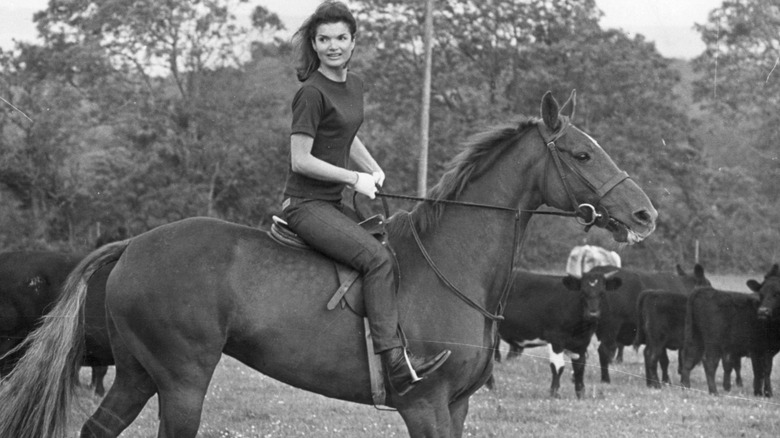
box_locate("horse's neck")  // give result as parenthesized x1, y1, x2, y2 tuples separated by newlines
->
(432, 137, 543, 257)
(399, 138, 543, 296)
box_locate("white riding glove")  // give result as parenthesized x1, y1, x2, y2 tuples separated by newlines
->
(372, 170, 386, 188)
(350, 172, 378, 199)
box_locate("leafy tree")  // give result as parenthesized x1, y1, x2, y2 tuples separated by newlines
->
(0, 0, 770, 273)
(690, 0, 780, 270)
(29, 0, 287, 229)
(0, 42, 105, 248)
(693, 0, 780, 182)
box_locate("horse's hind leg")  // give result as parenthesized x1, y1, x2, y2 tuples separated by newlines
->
(138, 319, 224, 437)
(156, 363, 220, 438)
(80, 327, 157, 438)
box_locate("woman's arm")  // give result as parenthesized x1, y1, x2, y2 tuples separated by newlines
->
(349, 136, 385, 186)
(290, 133, 359, 185)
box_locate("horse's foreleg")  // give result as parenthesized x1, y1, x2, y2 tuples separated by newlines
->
(449, 396, 469, 438)
(397, 390, 453, 438)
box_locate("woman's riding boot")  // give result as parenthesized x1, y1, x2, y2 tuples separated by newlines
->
(381, 347, 451, 395)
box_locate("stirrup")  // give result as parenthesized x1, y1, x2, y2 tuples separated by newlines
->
(403, 349, 422, 383)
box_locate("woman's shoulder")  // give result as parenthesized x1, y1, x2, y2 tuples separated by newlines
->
(294, 78, 324, 96)
(292, 82, 324, 109)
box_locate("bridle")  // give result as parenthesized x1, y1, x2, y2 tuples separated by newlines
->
(539, 116, 630, 230)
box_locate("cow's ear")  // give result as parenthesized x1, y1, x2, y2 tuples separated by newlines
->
(676, 264, 686, 276)
(694, 264, 705, 278)
(606, 278, 622, 291)
(562, 276, 580, 291)
(747, 279, 762, 292)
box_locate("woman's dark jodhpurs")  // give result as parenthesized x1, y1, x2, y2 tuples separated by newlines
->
(283, 197, 403, 353)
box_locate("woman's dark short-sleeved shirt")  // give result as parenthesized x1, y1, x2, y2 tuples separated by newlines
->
(284, 70, 364, 201)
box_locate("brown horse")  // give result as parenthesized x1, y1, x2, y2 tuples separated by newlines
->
(0, 91, 657, 438)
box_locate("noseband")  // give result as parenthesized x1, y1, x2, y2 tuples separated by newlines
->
(539, 118, 630, 229)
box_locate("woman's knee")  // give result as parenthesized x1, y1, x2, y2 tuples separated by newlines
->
(357, 246, 394, 274)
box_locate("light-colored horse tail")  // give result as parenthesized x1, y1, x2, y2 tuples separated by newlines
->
(0, 240, 130, 438)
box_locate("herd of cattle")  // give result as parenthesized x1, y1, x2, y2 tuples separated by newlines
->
(0, 244, 779, 400)
(489, 245, 780, 398)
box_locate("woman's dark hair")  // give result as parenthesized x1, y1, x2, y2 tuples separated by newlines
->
(292, 1, 357, 82)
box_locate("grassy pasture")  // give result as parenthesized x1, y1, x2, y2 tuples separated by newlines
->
(66, 274, 779, 437)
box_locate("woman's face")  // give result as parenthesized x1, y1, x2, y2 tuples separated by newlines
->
(312, 22, 355, 72)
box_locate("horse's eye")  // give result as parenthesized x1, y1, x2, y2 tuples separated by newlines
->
(574, 152, 590, 161)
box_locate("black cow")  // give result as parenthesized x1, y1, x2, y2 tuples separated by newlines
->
(634, 289, 685, 388)
(0, 250, 114, 396)
(490, 269, 621, 398)
(681, 264, 780, 396)
(591, 264, 709, 383)
(633, 288, 741, 389)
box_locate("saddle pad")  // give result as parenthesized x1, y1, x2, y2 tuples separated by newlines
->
(268, 216, 309, 250)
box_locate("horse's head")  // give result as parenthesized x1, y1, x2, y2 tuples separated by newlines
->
(536, 90, 657, 244)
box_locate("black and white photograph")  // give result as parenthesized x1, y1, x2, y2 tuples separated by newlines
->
(0, 0, 778, 436)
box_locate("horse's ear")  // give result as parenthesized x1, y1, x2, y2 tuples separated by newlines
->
(540, 91, 560, 130)
(560, 89, 576, 120)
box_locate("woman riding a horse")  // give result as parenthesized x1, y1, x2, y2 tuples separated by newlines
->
(281, 0, 449, 395)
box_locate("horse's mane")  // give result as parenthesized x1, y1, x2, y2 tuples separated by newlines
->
(389, 117, 539, 236)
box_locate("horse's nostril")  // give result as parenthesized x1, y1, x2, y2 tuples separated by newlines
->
(634, 209, 654, 225)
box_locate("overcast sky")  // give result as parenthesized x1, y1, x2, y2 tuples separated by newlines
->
(0, 0, 723, 59)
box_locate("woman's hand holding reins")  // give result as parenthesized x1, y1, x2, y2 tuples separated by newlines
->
(351, 172, 378, 199)
(372, 170, 385, 187)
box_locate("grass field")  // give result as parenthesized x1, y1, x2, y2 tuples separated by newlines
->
(65, 273, 779, 437)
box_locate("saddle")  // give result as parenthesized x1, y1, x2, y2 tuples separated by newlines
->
(268, 214, 392, 406)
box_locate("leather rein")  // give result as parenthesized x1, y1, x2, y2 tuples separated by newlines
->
(366, 120, 632, 322)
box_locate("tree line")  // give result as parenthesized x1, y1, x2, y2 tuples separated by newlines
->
(0, 0, 777, 273)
